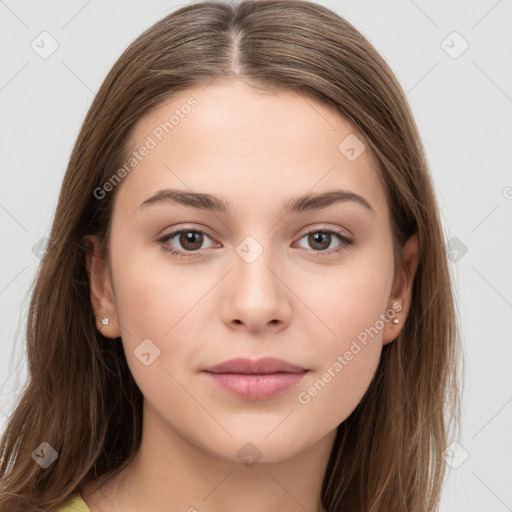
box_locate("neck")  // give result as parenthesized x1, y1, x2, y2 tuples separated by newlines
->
(83, 402, 335, 512)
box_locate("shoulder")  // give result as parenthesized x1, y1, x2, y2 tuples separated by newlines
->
(50, 493, 92, 512)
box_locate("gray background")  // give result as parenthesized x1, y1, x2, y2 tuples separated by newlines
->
(1, 1, 511, 510)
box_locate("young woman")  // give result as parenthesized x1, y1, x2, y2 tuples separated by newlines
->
(0, 0, 462, 510)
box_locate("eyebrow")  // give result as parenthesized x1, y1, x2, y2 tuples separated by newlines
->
(136, 188, 375, 216)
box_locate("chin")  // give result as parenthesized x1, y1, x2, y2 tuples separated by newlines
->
(197, 427, 321, 466)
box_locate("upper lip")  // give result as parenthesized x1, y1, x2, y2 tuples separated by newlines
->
(203, 357, 308, 374)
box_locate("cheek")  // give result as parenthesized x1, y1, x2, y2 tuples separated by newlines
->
(293, 284, 388, 429)
(292, 235, 393, 424)
(111, 229, 206, 334)
(295, 342, 381, 429)
(110, 235, 217, 386)
(296, 230, 394, 345)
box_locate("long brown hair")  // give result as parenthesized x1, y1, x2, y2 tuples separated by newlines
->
(0, 1, 462, 510)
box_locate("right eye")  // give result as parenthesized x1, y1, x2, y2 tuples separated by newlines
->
(158, 228, 218, 258)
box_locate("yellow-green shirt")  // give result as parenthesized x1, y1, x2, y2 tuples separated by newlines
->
(51, 493, 91, 512)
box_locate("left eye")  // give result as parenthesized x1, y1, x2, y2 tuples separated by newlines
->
(295, 229, 353, 255)
(158, 227, 353, 258)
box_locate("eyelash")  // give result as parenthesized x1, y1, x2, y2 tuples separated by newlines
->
(157, 225, 354, 259)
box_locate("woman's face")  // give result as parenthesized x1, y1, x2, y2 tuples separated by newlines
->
(89, 79, 416, 463)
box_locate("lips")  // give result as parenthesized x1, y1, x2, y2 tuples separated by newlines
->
(202, 357, 309, 400)
(203, 356, 308, 374)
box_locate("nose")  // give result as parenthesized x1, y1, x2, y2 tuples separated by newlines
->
(220, 245, 292, 335)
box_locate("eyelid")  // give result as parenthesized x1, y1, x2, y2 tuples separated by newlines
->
(296, 222, 352, 239)
(158, 223, 217, 241)
(159, 222, 351, 240)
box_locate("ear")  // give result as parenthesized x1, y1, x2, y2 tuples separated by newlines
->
(84, 234, 121, 338)
(382, 233, 419, 345)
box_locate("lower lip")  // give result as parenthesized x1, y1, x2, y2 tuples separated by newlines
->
(204, 371, 308, 400)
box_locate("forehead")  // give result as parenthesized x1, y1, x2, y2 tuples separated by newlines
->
(115, 79, 389, 221)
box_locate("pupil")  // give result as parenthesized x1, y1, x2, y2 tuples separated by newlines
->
(182, 231, 202, 249)
(311, 232, 330, 250)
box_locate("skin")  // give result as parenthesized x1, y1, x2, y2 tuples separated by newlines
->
(83, 78, 418, 512)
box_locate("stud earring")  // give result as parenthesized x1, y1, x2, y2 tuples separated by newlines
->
(97, 317, 109, 330)
(393, 318, 400, 324)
